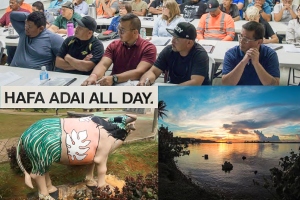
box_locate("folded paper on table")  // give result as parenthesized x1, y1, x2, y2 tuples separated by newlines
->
(39, 77, 77, 86)
(284, 45, 300, 53)
(149, 37, 171, 46)
(294, 43, 300, 48)
(0, 71, 22, 86)
(201, 44, 215, 53)
(115, 80, 139, 86)
(264, 44, 283, 51)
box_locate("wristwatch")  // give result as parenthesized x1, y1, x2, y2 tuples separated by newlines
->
(112, 75, 118, 85)
(259, 10, 263, 14)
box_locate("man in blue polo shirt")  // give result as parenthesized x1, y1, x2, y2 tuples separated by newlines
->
(247, 0, 272, 21)
(222, 21, 280, 85)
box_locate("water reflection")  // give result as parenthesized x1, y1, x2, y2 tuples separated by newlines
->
(176, 143, 300, 199)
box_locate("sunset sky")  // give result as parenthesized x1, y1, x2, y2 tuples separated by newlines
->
(158, 87, 300, 142)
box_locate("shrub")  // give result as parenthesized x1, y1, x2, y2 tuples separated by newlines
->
(158, 125, 190, 163)
(263, 148, 300, 200)
(74, 172, 158, 200)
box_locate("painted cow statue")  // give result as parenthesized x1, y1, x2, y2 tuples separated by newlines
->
(16, 114, 137, 200)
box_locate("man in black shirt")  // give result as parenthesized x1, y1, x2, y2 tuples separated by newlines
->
(55, 16, 104, 75)
(138, 22, 209, 85)
(148, 0, 163, 15)
(180, 0, 207, 19)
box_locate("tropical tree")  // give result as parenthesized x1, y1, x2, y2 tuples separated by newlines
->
(158, 100, 168, 119)
(152, 101, 168, 139)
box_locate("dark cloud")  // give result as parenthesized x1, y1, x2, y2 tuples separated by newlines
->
(254, 130, 280, 142)
(223, 107, 300, 132)
(197, 130, 213, 133)
(238, 103, 292, 114)
(212, 136, 224, 140)
(223, 124, 251, 135)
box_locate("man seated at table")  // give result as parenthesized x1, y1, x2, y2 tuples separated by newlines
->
(273, 0, 297, 22)
(233, 0, 244, 19)
(48, 1, 82, 34)
(55, 16, 104, 75)
(148, 0, 163, 15)
(246, 6, 278, 43)
(0, 0, 30, 27)
(246, 0, 272, 22)
(32, 1, 55, 28)
(220, 0, 240, 21)
(179, 0, 207, 19)
(10, 11, 64, 70)
(138, 22, 209, 86)
(73, 0, 89, 15)
(222, 21, 280, 85)
(0, 0, 30, 65)
(197, 0, 235, 41)
(131, 0, 148, 16)
(95, 0, 119, 17)
(81, 13, 156, 86)
(6, 0, 32, 13)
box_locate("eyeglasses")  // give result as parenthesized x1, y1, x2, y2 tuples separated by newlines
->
(117, 26, 135, 34)
(238, 34, 258, 43)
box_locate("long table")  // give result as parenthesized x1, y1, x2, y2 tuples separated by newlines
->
(96, 17, 288, 35)
(0, 17, 288, 47)
(0, 65, 88, 86)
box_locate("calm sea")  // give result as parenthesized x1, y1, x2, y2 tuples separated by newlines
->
(176, 143, 300, 200)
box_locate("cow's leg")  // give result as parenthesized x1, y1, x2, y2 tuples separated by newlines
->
(30, 173, 49, 197)
(85, 163, 97, 187)
(96, 156, 108, 188)
(45, 173, 57, 193)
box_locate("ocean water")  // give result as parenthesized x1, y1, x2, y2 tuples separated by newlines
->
(176, 143, 300, 199)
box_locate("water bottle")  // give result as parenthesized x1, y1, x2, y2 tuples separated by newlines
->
(40, 66, 49, 84)
(140, 28, 146, 39)
(8, 24, 14, 36)
(88, 4, 97, 19)
(67, 21, 74, 37)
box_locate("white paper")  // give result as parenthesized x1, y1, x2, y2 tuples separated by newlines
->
(149, 37, 171, 46)
(115, 80, 139, 86)
(198, 40, 218, 46)
(0, 71, 22, 86)
(284, 44, 300, 53)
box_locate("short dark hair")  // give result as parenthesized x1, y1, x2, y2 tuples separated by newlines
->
(242, 21, 265, 40)
(120, 13, 141, 32)
(32, 1, 45, 12)
(27, 11, 46, 28)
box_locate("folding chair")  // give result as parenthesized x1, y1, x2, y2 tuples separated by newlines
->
(208, 55, 216, 85)
(287, 68, 300, 86)
(0, 40, 6, 61)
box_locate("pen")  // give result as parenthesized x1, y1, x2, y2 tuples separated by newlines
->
(39, 78, 51, 86)
(145, 78, 149, 86)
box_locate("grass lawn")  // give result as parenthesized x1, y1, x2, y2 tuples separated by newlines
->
(0, 141, 158, 198)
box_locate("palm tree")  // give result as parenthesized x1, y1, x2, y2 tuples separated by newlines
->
(152, 100, 168, 140)
(158, 100, 168, 119)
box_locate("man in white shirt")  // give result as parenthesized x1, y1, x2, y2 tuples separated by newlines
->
(273, 0, 297, 22)
(73, 0, 89, 15)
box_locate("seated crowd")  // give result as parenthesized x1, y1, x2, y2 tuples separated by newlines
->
(1, 0, 299, 87)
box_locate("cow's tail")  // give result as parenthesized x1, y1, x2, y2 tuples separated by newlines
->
(16, 138, 34, 189)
